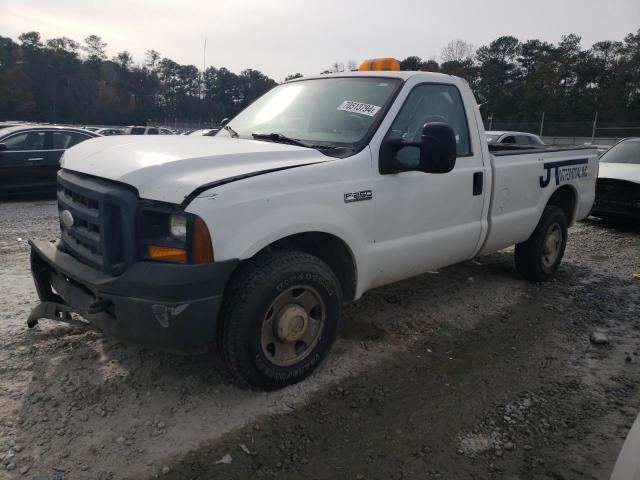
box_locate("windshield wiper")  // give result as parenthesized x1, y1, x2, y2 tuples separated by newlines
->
(223, 125, 239, 138)
(308, 144, 346, 151)
(251, 132, 311, 148)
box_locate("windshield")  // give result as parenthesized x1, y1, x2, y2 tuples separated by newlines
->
(486, 133, 501, 143)
(600, 139, 640, 164)
(216, 77, 401, 152)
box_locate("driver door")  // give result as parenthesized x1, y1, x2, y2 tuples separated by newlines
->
(369, 82, 487, 286)
(0, 130, 47, 194)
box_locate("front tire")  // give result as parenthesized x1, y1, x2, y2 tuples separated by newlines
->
(514, 205, 568, 282)
(219, 250, 342, 390)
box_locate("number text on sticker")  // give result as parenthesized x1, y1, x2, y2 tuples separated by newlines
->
(338, 101, 381, 117)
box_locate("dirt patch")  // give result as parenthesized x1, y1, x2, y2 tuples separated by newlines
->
(0, 198, 638, 480)
(158, 219, 640, 480)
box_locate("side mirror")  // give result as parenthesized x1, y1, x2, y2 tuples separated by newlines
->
(379, 122, 457, 174)
(418, 122, 457, 174)
(0, 143, 6, 152)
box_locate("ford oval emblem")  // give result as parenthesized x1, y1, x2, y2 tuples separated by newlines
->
(60, 209, 74, 229)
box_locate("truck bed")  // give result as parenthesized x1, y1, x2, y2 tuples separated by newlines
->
(479, 145, 598, 254)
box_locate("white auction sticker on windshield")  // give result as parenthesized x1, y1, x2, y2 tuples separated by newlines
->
(337, 100, 381, 117)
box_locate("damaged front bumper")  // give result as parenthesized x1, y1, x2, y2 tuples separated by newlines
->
(29, 240, 238, 354)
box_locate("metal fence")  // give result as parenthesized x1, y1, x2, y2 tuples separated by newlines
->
(483, 112, 640, 144)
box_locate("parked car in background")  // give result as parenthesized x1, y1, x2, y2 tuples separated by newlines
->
(0, 121, 29, 130)
(124, 126, 174, 135)
(582, 142, 611, 157)
(188, 128, 220, 136)
(486, 131, 545, 147)
(591, 137, 640, 221)
(95, 127, 124, 136)
(0, 125, 99, 196)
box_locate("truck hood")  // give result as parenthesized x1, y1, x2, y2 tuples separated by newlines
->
(61, 136, 331, 204)
(598, 162, 640, 184)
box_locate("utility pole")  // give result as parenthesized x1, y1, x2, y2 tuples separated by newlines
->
(488, 113, 493, 131)
(203, 37, 207, 73)
(200, 38, 207, 100)
(539, 111, 545, 137)
(591, 111, 598, 143)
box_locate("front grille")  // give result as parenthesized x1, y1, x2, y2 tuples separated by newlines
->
(57, 170, 138, 275)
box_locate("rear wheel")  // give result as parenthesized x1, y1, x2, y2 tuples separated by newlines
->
(219, 250, 342, 390)
(514, 205, 568, 282)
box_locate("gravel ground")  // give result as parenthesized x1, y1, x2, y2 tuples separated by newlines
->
(0, 196, 638, 480)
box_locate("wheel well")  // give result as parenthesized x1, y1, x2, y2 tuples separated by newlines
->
(547, 186, 577, 224)
(258, 232, 357, 301)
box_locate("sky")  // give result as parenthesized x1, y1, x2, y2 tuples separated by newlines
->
(1, 0, 638, 81)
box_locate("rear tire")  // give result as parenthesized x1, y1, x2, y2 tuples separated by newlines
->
(218, 250, 342, 390)
(514, 205, 568, 282)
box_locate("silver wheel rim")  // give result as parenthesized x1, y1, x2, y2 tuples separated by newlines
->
(542, 222, 562, 268)
(260, 286, 325, 367)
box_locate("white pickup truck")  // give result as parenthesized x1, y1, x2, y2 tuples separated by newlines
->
(29, 60, 598, 389)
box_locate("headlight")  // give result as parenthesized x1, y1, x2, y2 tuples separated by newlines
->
(169, 214, 187, 242)
(138, 206, 214, 264)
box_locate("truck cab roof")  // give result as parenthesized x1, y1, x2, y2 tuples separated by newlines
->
(286, 70, 462, 83)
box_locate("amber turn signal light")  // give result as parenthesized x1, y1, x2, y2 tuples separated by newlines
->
(192, 217, 214, 264)
(147, 245, 187, 263)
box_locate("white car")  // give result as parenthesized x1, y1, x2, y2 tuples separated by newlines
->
(95, 128, 125, 136)
(124, 126, 174, 135)
(188, 128, 219, 136)
(28, 59, 598, 390)
(486, 130, 545, 147)
(591, 137, 640, 220)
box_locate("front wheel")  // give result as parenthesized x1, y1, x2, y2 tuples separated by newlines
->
(514, 205, 568, 282)
(218, 250, 342, 390)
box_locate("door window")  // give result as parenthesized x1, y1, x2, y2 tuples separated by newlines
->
(3, 131, 46, 151)
(501, 135, 516, 144)
(51, 131, 91, 150)
(386, 84, 471, 168)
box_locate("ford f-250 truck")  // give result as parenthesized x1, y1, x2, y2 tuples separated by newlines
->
(28, 59, 598, 390)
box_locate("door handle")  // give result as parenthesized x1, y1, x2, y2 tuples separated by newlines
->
(27, 157, 44, 161)
(473, 172, 483, 196)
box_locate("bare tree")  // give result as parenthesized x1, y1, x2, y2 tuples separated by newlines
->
(327, 60, 357, 73)
(440, 39, 475, 63)
(329, 61, 345, 73)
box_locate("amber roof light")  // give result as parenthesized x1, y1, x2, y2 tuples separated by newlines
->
(359, 58, 401, 71)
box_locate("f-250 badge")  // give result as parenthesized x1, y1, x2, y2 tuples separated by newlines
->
(344, 190, 373, 203)
(539, 158, 588, 188)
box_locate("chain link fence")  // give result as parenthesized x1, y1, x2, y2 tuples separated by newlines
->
(483, 112, 640, 146)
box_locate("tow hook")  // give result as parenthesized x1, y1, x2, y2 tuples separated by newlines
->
(27, 301, 91, 329)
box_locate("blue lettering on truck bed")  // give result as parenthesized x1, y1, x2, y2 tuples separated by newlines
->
(539, 158, 589, 188)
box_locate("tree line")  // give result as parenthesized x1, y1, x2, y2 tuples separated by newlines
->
(0, 30, 638, 126)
